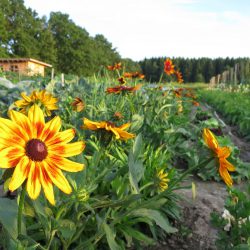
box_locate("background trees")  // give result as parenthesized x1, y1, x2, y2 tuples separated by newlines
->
(0, 0, 249, 82)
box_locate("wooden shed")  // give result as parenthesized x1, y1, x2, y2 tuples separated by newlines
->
(0, 58, 52, 77)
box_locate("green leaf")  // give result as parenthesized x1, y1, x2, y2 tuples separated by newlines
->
(0, 198, 26, 239)
(119, 225, 155, 245)
(132, 133, 143, 159)
(130, 114, 144, 132)
(131, 208, 178, 233)
(103, 223, 121, 250)
(58, 219, 76, 240)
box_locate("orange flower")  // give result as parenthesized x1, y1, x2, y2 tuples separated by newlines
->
(123, 72, 145, 79)
(203, 128, 236, 186)
(175, 70, 184, 83)
(83, 118, 135, 140)
(173, 88, 183, 98)
(164, 58, 175, 75)
(107, 62, 122, 71)
(72, 97, 84, 112)
(113, 112, 124, 120)
(106, 84, 142, 94)
(192, 101, 200, 106)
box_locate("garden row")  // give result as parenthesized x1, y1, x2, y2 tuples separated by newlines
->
(198, 88, 250, 140)
(0, 63, 249, 249)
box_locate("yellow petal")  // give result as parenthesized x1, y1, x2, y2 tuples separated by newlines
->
(9, 156, 30, 191)
(203, 128, 219, 152)
(110, 127, 121, 139)
(48, 155, 85, 172)
(83, 118, 101, 130)
(115, 129, 135, 140)
(8, 109, 33, 139)
(43, 160, 72, 194)
(48, 141, 85, 157)
(0, 117, 29, 142)
(0, 146, 25, 168)
(38, 162, 55, 205)
(40, 116, 61, 142)
(118, 123, 131, 130)
(28, 105, 45, 138)
(45, 129, 75, 146)
(20, 92, 31, 102)
(26, 162, 41, 200)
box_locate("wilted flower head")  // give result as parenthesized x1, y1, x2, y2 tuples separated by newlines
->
(72, 97, 85, 112)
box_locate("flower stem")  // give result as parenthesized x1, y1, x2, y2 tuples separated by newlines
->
(18, 187, 26, 236)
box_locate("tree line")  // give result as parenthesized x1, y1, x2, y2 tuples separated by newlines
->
(139, 57, 250, 83)
(0, 0, 249, 82)
(0, 0, 140, 76)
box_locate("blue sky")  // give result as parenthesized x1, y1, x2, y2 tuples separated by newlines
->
(23, 0, 250, 61)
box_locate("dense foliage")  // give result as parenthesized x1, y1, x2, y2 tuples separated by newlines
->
(198, 88, 250, 139)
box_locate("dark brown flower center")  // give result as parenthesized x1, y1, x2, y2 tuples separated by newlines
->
(25, 139, 48, 161)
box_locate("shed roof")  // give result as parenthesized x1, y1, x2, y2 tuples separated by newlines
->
(0, 58, 52, 67)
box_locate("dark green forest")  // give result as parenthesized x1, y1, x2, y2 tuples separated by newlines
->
(0, 0, 249, 82)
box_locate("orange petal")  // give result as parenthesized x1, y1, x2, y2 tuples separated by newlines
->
(220, 158, 236, 172)
(203, 128, 219, 152)
(219, 164, 233, 186)
(217, 146, 231, 159)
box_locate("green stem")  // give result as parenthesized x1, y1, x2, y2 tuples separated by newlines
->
(18, 187, 26, 236)
(139, 181, 154, 192)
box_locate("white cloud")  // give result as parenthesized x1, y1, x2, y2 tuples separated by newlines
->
(24, 0, 250, 60)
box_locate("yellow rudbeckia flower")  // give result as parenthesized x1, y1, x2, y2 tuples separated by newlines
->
(156, 169, 170, 192)
(15, 90, 58, 116)
(0, 105, 85, 205)
(83, 118, 135, 140)
(203, 128, 236, 186)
